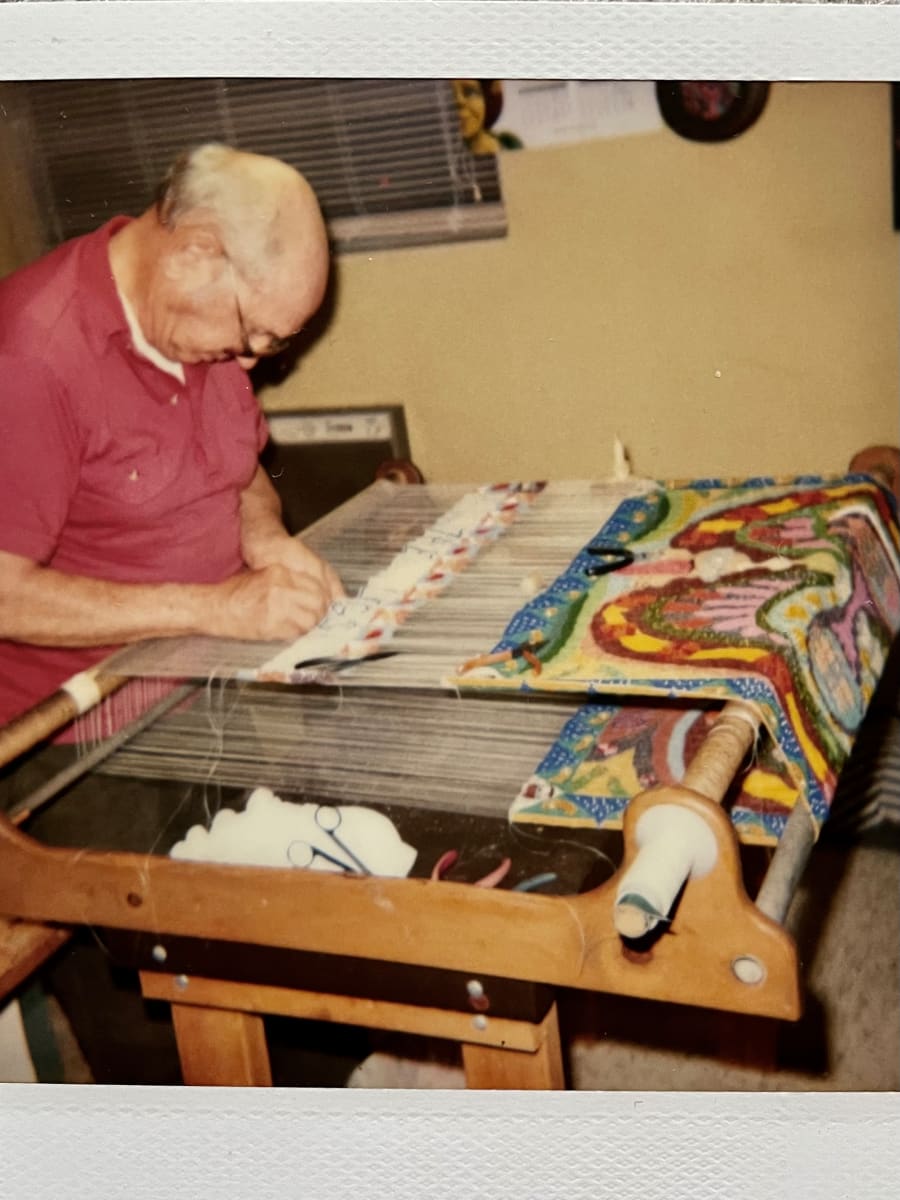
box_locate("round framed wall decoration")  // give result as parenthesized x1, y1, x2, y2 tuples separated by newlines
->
(656, 82, 771, 143)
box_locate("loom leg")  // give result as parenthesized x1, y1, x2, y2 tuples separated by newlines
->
(461, 1001, 565, 1090)
(0, 916, 71, 1002)
(710, 1011, 780, 1073)
(170, 1002, 272, 1087)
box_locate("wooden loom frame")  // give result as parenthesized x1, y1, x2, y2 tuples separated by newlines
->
(0, 675, 817, 1089)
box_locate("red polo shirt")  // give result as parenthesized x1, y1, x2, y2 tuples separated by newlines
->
(0, 217, 268, 724)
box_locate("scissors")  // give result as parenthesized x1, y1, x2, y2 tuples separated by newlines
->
(583, 544, 635, 577)
(314, 804, 372, 874)
(293, 650, 399, 672)
(287, 839, 357, 873)
(286, 805, 372, 875)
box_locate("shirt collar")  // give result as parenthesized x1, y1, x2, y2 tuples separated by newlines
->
(78, 214, 214, 393)
(78, 215, 137, 358)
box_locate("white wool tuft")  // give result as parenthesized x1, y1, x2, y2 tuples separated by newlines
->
(170, 788, 417, 877)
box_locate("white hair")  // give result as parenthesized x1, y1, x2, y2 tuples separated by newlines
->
(155, 143, 313, 284)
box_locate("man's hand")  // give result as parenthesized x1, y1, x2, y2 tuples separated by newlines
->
(211, 563, 334, 642)
(0, 550, 334, 649)
(239, 464, 346, 604)
(248, 535, 345, 607)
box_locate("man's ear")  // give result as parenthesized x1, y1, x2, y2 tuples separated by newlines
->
(165, 224, 227, 291)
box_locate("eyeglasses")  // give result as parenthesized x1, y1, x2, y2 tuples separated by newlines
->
(229, 261, 297, 359)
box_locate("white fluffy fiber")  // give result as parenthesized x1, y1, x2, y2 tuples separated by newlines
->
(170, 787, 417, 877)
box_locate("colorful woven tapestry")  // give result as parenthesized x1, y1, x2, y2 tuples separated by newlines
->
(456, 476, 900, 841)
(511, 701, 802, 844)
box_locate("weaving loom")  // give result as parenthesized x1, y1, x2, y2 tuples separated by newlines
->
(1, 471, 897, 1088)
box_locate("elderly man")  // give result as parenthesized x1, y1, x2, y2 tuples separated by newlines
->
(0, 145, 352, 1083)
(0, 143, 342, 729)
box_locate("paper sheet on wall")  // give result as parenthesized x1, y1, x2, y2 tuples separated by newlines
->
(499, 81, 662, 149)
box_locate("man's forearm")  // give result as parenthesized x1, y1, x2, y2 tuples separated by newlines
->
(0, 556, 223, 647)
(0, 465, 342, 651)
(0, 549, 332, 647)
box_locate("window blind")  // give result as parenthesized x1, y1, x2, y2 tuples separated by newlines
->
(6, 78, 506, 254)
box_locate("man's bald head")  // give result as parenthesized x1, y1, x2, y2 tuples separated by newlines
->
(114, 144, 330, 368)
(155, 143, 328, 290)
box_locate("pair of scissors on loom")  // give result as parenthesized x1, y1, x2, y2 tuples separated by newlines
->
(293, 650, 399, 672)
(583, 544, 636, 577)
(287, 804, 372, 875)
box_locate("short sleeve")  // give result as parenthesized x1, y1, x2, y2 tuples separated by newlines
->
(0, 354, 81, 564)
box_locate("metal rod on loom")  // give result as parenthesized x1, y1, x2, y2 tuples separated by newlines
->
(753, 802, 817, 925)
(679, 699, 818, 925)
(8, 682, 199, 826)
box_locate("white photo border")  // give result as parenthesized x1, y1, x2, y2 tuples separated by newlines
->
(2, 0, 900, 81)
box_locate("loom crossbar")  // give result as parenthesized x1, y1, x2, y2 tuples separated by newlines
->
(0, 776, 802, 1021)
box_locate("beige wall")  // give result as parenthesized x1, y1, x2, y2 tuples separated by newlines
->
(2, 82, 897, 484)
(260, 82, 900, 484)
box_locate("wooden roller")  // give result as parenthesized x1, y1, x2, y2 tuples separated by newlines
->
(0, 668, 128, 771)
(613, 701, 762, 939)
(681, 703, 761, 800)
